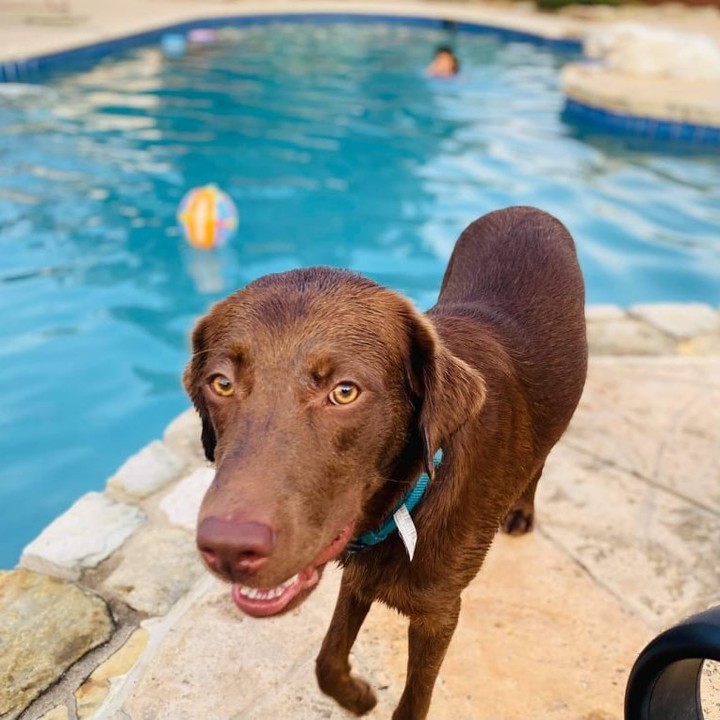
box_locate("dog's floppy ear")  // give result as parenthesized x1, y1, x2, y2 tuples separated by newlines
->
(404, 309, 487, 479)
(183, 317, 217, 462)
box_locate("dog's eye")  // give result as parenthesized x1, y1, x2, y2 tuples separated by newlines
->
(329, 382, 360, 406)
(210, 375, 234, 397)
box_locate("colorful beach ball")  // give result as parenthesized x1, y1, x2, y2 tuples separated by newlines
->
(177, 184, 238, 250)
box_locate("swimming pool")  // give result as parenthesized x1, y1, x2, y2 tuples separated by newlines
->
(0, 19, 719, 568)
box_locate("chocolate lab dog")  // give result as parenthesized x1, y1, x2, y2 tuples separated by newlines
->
(184, 206, 588, 719)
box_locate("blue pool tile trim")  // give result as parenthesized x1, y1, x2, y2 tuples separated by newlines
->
(563, 98, 720, 145)
(0, 11, 582, 82)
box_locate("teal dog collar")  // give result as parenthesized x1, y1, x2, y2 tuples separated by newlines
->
(345, 452, 441, 555)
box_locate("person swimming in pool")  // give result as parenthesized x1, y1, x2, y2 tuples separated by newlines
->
(426, 45, 460, 77)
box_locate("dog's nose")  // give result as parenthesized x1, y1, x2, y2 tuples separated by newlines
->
(197, 517, 275, 576)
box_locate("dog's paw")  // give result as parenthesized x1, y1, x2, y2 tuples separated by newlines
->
(343, 675, 378, 716)
(501, 508, 534, 536)
(317, 667, 377, 715)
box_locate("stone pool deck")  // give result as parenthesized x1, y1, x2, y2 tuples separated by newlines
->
(2, 302, 719, 720)
(1, 0, 720, 131)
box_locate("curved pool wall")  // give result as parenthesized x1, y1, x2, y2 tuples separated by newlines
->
(0, 11, 582, 81)
(2, 10, 720, 143)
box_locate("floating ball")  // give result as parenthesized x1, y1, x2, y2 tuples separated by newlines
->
(161, 33, 187, 59)
(187, 28, 217, 45)
(177, 184, 238, 250)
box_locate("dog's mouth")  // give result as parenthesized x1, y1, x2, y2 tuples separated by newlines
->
(231, 522, 355, 617)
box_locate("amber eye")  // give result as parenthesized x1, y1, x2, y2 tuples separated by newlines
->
(329, 382, 360, 406)
(210, 375, 234, 397)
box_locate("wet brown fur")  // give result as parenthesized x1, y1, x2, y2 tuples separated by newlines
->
(183, 206, 588, 719)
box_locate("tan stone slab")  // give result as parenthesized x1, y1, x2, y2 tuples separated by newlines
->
(101, 525, 205, 616)
(586, 304, 626, 322)
(561, 3, 720, 45)
(704, 660, 720, 720)
(36, 707, 69, 720)
(430, 532, 648, 720)
(630, 303, 720, 340)
(585, 316, 675, 356)
(108, 533, 650, 720)
(116, 573, 342, 719)
(158, 467, 214, 532)
(107, 439, 186, 500)
(563, 357, 720, 515)
(539, 442, 720, 629)
(562, 64, 720, 127)
(162, 408, 205, 468)
(75, 627, 149, 719)
(0, 569, 113, 720)
(679, 333, 720, 356)
(20, 492, 146, 581)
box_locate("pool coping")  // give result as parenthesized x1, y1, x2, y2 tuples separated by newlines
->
(1, 0, 720, 141)
(560, 60, 720, 142)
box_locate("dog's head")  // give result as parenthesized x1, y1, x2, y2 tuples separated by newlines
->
(183, 267, 486, 616)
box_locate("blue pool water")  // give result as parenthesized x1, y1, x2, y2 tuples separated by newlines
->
(0, 21, 719, 568)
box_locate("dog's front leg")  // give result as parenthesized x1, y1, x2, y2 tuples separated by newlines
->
(392, 598, 461, 720)
(316, 571, 376, 715)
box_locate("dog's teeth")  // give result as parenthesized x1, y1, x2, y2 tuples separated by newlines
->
(237, 574, 299, 602)
(283, 574, 298, 589)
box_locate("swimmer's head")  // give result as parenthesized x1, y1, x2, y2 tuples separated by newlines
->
(427, 46, 460, 76)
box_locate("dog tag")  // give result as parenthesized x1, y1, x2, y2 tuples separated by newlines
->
(393, 504, 418, 561)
